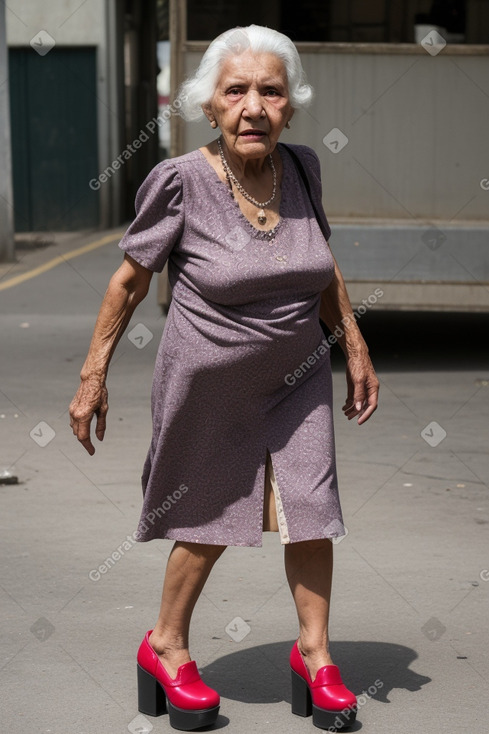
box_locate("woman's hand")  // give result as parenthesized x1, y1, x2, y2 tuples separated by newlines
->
(69, 375, 109, 455)
(342, 351, 379, 425)
(319, 255, 379, 425)
(68, 254, 153, 455)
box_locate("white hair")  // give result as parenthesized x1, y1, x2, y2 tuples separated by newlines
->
(178, 25, 314, 121)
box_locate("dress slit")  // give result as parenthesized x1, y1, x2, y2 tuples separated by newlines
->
(263, 450, 291, 544)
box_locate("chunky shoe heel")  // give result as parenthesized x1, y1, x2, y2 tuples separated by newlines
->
(167, 700, 221, 731)
(312, 703, 356, 731)
(136, 630, 220, 731)
(137, 663, 167, 717)
(291, 668, 312, 717)
(290, 641, 357, 731)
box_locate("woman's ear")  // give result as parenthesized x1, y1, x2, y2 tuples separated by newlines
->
(202, 104, 218, 129)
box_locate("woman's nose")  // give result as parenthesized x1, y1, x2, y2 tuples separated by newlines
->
(243, 90, 265, 118)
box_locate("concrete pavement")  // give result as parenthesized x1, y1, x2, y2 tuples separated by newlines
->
(1, 230, 488, 733)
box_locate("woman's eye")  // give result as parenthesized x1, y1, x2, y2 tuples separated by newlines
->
(265, 89, 279, 96)
(228, 88, 242, 96)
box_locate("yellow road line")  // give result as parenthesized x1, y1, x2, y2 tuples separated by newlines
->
(0, 232, 125, 292)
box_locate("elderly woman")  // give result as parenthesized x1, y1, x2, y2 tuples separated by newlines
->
(70, 24, 378, 732)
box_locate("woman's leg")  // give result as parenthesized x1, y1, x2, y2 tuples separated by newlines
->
(149, 541, 226, 678)
(284, 538, 335, 680)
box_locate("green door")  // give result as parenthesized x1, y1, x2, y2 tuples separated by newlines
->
(9, 47, 99, 231)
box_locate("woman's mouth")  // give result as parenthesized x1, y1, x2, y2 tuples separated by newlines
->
(239, 130, 267, 139)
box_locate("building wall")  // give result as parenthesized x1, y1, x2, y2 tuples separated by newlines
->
(5, 0, 105, 46)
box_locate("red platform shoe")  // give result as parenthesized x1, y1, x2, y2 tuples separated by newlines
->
(290, 641, 357, 731)
(137, 630, 220, 731)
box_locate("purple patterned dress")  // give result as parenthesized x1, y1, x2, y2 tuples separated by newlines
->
(119, 143, 345, 547)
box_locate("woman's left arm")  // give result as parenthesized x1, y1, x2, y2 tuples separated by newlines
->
(320, 255, 379, 424)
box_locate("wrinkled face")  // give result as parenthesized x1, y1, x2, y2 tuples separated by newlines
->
(204, 50, 294, 159)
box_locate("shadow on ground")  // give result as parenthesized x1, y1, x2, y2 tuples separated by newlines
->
(201, 639, 429, 710)
(328, 311, 489, 372)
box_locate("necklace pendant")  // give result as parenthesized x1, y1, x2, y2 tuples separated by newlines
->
(257, 208, 266, 225)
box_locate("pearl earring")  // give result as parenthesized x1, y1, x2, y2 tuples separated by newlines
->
(285, 121, 291, 129)
(210, 120, 218, 129)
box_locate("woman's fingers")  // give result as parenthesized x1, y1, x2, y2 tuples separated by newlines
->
(344, 356, 379, 424)
(70, 407, 96, 454)
(356, 397, 377, 425)
(342, 400, 364, 420)
(353, 380, 379, 424)
(69, 382, 108, 454)
(95, 400, 108, 442)
(77, 418, 96, 455)
(342, 396, 376, 423)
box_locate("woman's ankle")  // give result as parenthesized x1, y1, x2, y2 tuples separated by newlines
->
(298, 637, 334, 672)
(149, 629, 189, 657)
(148, 631, 191, 679)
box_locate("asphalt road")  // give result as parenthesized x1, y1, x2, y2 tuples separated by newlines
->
(1, 231, 488, 734)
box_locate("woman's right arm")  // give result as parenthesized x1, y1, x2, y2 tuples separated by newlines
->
(69, 253, 153, 455)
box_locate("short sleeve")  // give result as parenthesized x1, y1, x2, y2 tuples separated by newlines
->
(118, 160, 184, 272)
(286, 144, 331, 242)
